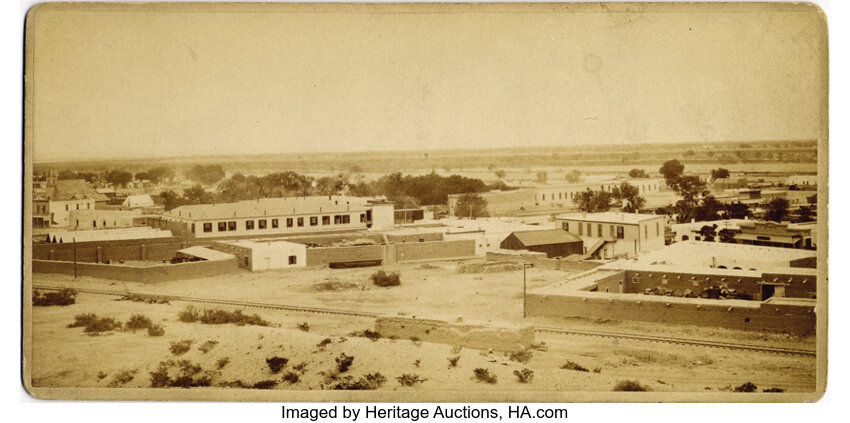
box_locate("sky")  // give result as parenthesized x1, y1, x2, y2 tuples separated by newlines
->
(27, 3, 826, 161)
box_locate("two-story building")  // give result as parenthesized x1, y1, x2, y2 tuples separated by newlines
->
(555, 212, 666, 259)
(151, 195, 394, 240)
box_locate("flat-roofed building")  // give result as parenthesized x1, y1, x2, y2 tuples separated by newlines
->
(152, 195, 394, 240)
(500, 229, 583, 258)
(212, 239, 307, 271)
(555, 212, 666, 259)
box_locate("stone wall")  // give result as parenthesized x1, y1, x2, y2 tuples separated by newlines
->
(32, 257, 239, 283)
(33, 238, 187, 263)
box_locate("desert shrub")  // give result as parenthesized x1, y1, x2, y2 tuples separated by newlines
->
(282, 371, 300, 384)
(447, 356, 461, 367)
(169, 340, 194, 355)
(252, 380, 278, 389)
(218, 380, 248, 388)
(107, 370, 136, 387)
(177, 306, 200, 323)
(530, 342, 549, 352)
(297, 322, 310, 332)
(410, 336, 422, 346)
(763, 387, 785, 393)
(266, 356, 289, 373)
(33, 288, 76, 306)
(216, 357, 231, 369)
(370, 270, 401, 287)
(593, 367, 602, 373)
(473, 368, 497, 384)
(509, 350, 533, 364)
(350, 329, 381, 341)
(147, 324, 165, 336)
(560, 360, 589, 372)
(68, 313, 98, 328)
(451, 345, 463, 354)
(125, 314, 153, 331)
(513, 368, 534, 384)
(335, 353, 354, 373)
(97, 371, 108, 380)
(149, 360, 209, 388)
(331, 373, 388, 390)
(396, 373, 427, 387)
(293, 361, 308, 373)
(734, 382, 758, 392)
(198, 340, 218, 353)
(83, 317, 123, 335)
(613, 380, 648, 391)
(317, 338, 333, 348)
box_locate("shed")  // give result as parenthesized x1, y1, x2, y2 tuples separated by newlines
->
(500, 229, 583, 258)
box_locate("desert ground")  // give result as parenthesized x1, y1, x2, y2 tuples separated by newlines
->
(30, 262, 816, 392)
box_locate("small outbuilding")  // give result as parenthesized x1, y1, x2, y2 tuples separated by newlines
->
(500, 229, 583, 258)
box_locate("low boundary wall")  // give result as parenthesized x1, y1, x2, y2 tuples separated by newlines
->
(32, 257, 239, 283)
(305, 239, 476, 267)
(375, 316, 535, 352)
(526, 291, 816, 336)
(486, 252, 601, 272)
(33, 237, 188, 263)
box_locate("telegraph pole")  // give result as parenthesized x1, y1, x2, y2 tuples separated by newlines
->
(73, 238, 77, 279)
(522, 262, 530, 318)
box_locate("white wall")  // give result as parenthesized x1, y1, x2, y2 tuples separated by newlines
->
(248, 242, 306, 271)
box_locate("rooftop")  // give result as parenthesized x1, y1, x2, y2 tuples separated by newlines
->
(556, 212, 664, 225)
(508, 229, 582, 246)
(166, 196, 377, 221)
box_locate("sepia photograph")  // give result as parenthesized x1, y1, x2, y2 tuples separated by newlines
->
(21, 1, 828, 404)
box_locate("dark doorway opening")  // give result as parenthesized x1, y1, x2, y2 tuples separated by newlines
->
(761, 284, 776, 301)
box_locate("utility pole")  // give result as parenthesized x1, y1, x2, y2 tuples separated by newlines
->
(73, 237, 77, 279)
(522, 262, 530, 318)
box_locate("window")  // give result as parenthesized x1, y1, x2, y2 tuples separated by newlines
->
(586, 223, 591, 235)
(656, 222, 660, 236)
(578, 223, 583, 236)
(644, 225, 647, 239)
(310, 216, 318, 226)
(610, 225, 615, 238)
(542, 194, 546, 201)
(93, 220, 97, 228)
(632, 276, 639, 284)
(297, 217, 304, 227)
(65, 204, 69, 211)
(286, 218, 293, 228)
(360, 213, 366, 223)
(272, 219, 279, 228)
(218, 222, 227, 231)
(87, 203, 90, 209)
(597, 224, 602, 237)
(258, 219, 267, 229)
(323, 216, 330, 225)
(203, 223, 212, 233)
(228, 221, 236, 231)
(342, 215, 350, 224)
(246, 220, 254, 230)
(563, 222, 569, 231)
(288, 255, 297, 265)
(616, 226, 624, 239)
(76, 204, 79, 210)
(191, 223, 195, 233)
(333, 215, 340, 224)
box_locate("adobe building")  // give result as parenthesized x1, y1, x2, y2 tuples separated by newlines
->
(500, 229, 583, 258)
(555, 212, 666, 259)
(212, 239, 307, 271)
(446, 179, 665, 217)
(149, 195, 395, 240)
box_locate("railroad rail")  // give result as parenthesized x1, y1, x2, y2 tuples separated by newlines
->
(32, 285, 816, 357)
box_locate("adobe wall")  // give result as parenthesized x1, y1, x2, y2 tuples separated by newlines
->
(283, 232, 384, 246)
(32, 257, 239, 283)
(305, 245, 385, 267)
(526, 292, 815, 336)
(393, 239, 476, 262)
(33, 238, 187, 263)
(386, 232, 444, 243)
(485, 252, 600, 273)
(619, 270, 815, 299)
(375, 316, 535, 352)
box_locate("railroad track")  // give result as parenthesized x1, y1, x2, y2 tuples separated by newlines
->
(32, 285, 816, 357)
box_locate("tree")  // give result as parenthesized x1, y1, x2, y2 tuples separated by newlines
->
(135, 171, 151, 181)
(684, 149, 695, 157)
(453, 193, 489, 218)
(710, 168, 730, 180)
(536, 171, 548, 184)
(796, 206, 815, 222)
(693, 195, 724, 222)
(659, 159, 685, 183)
(183, 184, 216, 204)
(697, 224, 717, 242)
(612, 182, 645, 213)
(494, 169, 506, 179)
(106, 170, 133, 187)
(57, 170, 78, 180)
(764, 198, 790, 222)
(628, 169, 648, 178)
(148, 166, 176, 184)
(573, 189, 612, 213)
(186, 164, 226, 186)
(718, 228, 738, 243)
(564, 170, 581, 183)
(723, 202, 752, 219)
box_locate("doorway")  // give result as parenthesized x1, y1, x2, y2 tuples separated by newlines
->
(761, 284, 776, 301)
